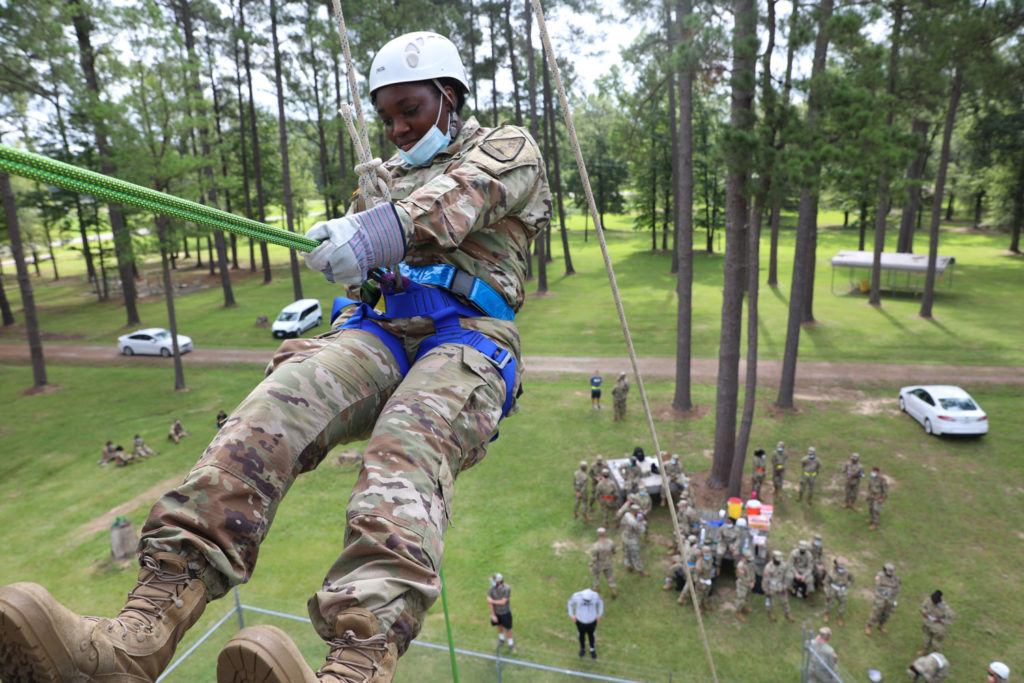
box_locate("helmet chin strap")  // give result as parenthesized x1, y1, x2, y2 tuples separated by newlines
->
(431, 78, 459, 136)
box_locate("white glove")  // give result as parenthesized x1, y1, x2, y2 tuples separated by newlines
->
(304, 216, 363, 284)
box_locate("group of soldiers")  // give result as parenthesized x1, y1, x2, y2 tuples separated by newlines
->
(762, 443, 891, 529)
(97, 434, 157, 467)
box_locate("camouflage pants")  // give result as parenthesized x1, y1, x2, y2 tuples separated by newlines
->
(574, 490, 588, 518)
(772, 469, 785, 492)
(735, 580, 750, 610)
(590, 565, 616, 590)
(867, 598, 895, 627)
(751, 472, 765, 495)
(622, 538, 643, 571)
(825, 586, 849, 617)
(844, 481, 860, 505)
(921, 623, 946, 653)
(612, 399, 626, 421)
(140, 314, 519, 654)
(766, 588, 790, 615)
(869, 498, 884, 524)
(799, 475, 817, 502)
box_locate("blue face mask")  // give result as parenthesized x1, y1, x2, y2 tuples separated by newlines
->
(398, 93, 452, 167)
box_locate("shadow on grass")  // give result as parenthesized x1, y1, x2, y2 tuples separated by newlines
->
(866, 302, 908, 332)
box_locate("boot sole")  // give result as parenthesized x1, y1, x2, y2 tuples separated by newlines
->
(0, 582, 87, 683)
(217, 625, 317, 683)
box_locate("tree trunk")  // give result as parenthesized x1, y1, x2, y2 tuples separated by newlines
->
(1009, 150, 1023, 253)
(0, 272, 14, 325)
(541, 50, 573, 274)
(897, 119, 929, 253)
(920, 66, 963, 319)
(270, 0, 304, 301)
(503, 0, 523, 125)
(710, 0, 756, 489)
(1, 171, 47, 387)
(731, 191, 762, 497)
(178, 0, 234, 307)
(972, 189, 985, 229)
(945, 186, 955, 220)
(524, 0, 538, 141)
(777, 0, 832, 408)
(489, 7, 499, 126)
(668, 0, 680, 274)
(51, 90, 96, 283)
(308, 33, 333, 222)
(231, 24, 257, 271)
(156, 216, 186, 390)
(768, 0, 801, 287)
(241, 0, 272, 283)
(537, 61, 550, 294)
(858, 201, 868, 251)
(70, 0, 139, 325)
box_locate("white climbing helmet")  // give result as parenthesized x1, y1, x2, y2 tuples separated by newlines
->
(369, 32, 469, 95)
(989, 662, 1010, 680)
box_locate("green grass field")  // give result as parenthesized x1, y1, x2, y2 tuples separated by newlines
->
(1, 216, 1022, 681)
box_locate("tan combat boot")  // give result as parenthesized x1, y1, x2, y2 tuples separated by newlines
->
(218, 607, 398, 683)
(0, 552, 206, 682)
(735, 611, 746, 623)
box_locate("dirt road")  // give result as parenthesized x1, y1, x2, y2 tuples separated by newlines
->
(2, 343, 1021, 386)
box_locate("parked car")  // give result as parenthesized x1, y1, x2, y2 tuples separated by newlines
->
(117, 328, 193, 357)
(272, 298, 322, 339)
(897, 385, 988, 436)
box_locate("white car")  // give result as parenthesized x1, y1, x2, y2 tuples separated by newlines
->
(117, 328, 193, 357)
(897, 385, 988, 436)
(272, 299, 322, 339)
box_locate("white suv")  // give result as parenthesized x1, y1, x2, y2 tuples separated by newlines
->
(272, 299, 322, 339)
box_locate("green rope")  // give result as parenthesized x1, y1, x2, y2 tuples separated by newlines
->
(438, 565, 460, 683)
(0, 143, 320, 253)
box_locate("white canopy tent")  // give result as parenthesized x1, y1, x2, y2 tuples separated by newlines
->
(830, 250, 956, 294)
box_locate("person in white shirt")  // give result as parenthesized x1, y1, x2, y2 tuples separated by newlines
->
(567, 587, 604, 659)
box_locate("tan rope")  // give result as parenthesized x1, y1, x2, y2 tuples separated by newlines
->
(530, 1, 718, 680)
(330, 0, 372, 157)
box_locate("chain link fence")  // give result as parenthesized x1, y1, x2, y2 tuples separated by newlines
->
(155, 589, 748, 683)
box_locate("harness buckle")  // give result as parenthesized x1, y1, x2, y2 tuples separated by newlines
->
(491, 347, 512, 370)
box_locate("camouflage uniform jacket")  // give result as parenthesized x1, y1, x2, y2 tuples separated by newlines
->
(735, 558, 754, 591)
(867, 473, 889, 502)
(772, 448, 787, 472)
(588, 462, 605, 487)
(801, 455, 821, 477)
(873, 571, 901, 603)
(612, 378, 629, 402)
(381, 116, 552, 314)
(826, 567, 854, 594)
(618, 511, 643, 543)
(589, 537, 616, 570)
(628, 490, 652, 516)
(718, 525, 741, 554)
(751, 452, 767, 477)
(595, 478, 618, 503)
(664, 459, 683, 483)
(621, 462, 642, 488)
(920, 598, 955, 633)
(693, 556, 715, 586)
(763, 560, 792, 594)
(678, 506, 702, 534)
(791, 549, 814, 580)
(843, 460, 865, 482)
(574, 469, 588, 495)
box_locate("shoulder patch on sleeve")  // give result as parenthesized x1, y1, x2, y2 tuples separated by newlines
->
(466, 126, 540, 175)
(480, 135, 526, 162)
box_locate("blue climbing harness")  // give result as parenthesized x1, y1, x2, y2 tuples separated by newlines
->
(330, 264, 518, 420)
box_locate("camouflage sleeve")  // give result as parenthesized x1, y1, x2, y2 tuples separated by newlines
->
(391, 127, 547, 250)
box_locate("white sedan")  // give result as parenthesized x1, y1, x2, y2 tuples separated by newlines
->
(897, 385, 988, 436)
(117, 328, 193, 357)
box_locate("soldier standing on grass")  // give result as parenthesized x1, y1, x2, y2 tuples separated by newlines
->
(590, 371, 603, 409)
(588, 456, 605, 511)
(867, 466, 889, 530)
(611, 372, 629, 421)
(918, 590, 955, 655)
(595, 469, 619, 528)
(589, 528, 617, 599)
(823, 557, 854, 626)
(865, 561, 902, 635)
(750, 448, 767, 497)
(807, 627, 838, 683)
(841, 452, 865, 509)
(763, 550, 795, 622)
(734, 548, 755, 622)
(693, 545, 716, 613)
(574, 460, 590, 520)
(662, 452, 684, 506)
(797, 446, 821, 504)
(617, 504, 648, 577)
(772, 441, 788, 495)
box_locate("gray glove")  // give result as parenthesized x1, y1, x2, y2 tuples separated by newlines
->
(304, 216, 362, 284)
